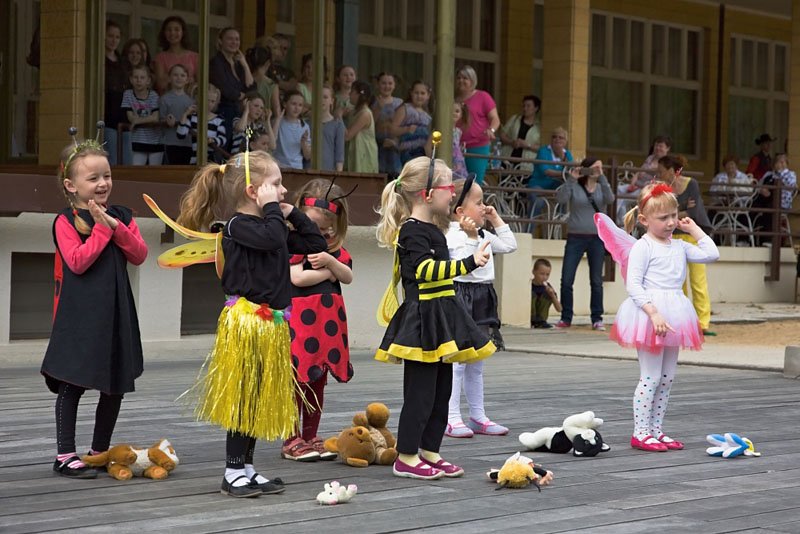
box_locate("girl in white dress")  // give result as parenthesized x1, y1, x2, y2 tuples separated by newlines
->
(595, 182, 719, 452)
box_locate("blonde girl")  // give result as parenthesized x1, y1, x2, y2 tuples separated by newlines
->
(176, 151, 327, 496)
(375, 156, 494, 480)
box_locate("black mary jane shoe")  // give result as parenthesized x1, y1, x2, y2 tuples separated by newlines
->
(53, 456, 97, 479)
(249, 474, 285, 495)
(221, 475, 262, 498)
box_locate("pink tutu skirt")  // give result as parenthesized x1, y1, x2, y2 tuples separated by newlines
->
(610, 289, 704, 352)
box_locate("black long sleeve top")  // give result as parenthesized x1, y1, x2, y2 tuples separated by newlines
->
(221, 202, 327, 308)
(209, 51, 256, 105)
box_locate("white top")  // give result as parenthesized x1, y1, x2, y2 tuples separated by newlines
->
(446, 222, 518, 283)
(710, 170, 752, 196)
(626, 234, 719, 308)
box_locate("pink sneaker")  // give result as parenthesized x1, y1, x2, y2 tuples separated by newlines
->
(466, 418, 509, 436)
(392, 458, 444, 480)
(420, 457, 464, 477)
(555, 321, 571, 328)
(445, 422, 474, 438)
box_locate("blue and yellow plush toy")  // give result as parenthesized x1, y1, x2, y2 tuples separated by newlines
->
(706, 433, 761, 458)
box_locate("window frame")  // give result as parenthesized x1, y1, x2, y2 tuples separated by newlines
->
(588, 10, 704, 157)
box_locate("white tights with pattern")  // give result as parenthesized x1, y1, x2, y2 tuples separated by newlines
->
(633, 347, 679, 440)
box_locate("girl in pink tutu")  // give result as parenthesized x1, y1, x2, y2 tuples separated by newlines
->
(594, 182, 719, 452)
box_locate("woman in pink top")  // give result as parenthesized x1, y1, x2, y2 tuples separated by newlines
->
(456, 65, 500, 185)
(153, 16, 199, 94)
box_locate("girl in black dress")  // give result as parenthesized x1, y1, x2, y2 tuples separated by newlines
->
(375, 156, 495, 480)
(42, 137, 148, 479)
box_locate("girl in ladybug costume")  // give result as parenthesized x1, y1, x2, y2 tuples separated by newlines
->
(282, 178, 355, 461)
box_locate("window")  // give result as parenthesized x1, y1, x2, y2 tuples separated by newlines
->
(358, 0, 499, 97)
(589, 12, 703, 156)
(728, 35, 789, 162)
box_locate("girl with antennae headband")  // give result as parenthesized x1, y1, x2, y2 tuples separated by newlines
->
(375, 151, 495, 481)
(595, 182, 718, 453)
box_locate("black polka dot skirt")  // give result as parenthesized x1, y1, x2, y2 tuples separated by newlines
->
(289, 293, 353, 383)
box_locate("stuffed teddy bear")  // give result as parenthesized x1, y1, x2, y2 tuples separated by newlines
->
(324, 426, 376, 467)
(486, 452, 554, 491)
(81, 439, 179, 480)
(316, 480, 358, 505)
(352, 402, 398, 465)
(518, 411, 611, 457)
(324, 402, 398, 467)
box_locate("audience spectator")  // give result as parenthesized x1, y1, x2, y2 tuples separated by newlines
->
(617, 135, 671, 223)
(121, 38, 152, 74)
(499, 95, 540, 171)
(209, 27, 255, 152)
(274, 89, 310, 169)
(452, 101, 469, 180)
(455, 65, 500, 185)
(710, 154, 753, 203)
(263, 33, 296, 93)
(747, 133, 774, 181)
(104, 20, 128, 165)
(345, 80, 379, 173)
(371, 72, 403, 176)
(246, 46, 281, 118)
(753, 153, 798, 246)
(176, 84, 227, 164)
(296, 53, 327, 117)
(334, 65, 357, 122)
(153, 16, 198, 94)
(159, 63, 194, 164)
(528, 127, 574, 226)
(122, 65, 162, 165)
(317, 85, 345, 172)
(231, 93, 274, 155)
(391, 80, 432, 165)
(658, 154, 715, 335)
(554, 157, 614, 331)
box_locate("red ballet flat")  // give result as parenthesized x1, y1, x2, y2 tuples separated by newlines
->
(657, 434, 685, 450)
(630, 435, 668, 452)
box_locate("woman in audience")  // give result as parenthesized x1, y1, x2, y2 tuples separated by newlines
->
(153, 16, 199, 94)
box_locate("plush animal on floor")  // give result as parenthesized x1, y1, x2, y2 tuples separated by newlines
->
(81, 439, 179, 480)
(519, 411, 611, 457)
(352, 402, 398, 465)
(486, 452, 554, 491)
(706, 433, 761, 458)
(316, 480, 358, 505)
(324, 402, 398, 467)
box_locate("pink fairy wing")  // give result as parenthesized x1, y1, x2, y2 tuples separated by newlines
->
(594, 213, 636, 282)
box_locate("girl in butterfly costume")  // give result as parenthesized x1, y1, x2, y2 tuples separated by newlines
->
(594, 182, 719, 452)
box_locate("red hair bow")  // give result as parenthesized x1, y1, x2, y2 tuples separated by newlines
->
(640, 183, 674, 209)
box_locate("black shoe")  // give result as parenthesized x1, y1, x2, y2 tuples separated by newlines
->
(85, 450, 107, 472)
(533, 321, 553, 329)
(249, 474, 285, 494)
(53, 456, 97, 479)
(221, 475, 262, 498)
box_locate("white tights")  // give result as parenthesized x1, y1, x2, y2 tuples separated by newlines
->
(448, 360, 488, 424)
(633, 346, 679, 440)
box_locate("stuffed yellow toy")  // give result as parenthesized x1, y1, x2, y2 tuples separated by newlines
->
(81, 439, 179, 481)
(487, 452, 554, 491)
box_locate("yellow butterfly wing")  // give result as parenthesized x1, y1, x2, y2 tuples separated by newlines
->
(215, 231, 225, 278)
(142, 194, 217, 240)
(157, 239, 217, 269)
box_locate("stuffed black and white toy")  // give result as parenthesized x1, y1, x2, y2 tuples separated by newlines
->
(519, 411, 611, 457)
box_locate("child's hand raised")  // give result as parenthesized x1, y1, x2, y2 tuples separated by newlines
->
(484, 205, 504, 227)
(676, 216, 703, 238)
(256, 182, 280, 207)
(459, 215, 479, 239)
(88, 200, 118, 229)
(472, 240, 491, 267)
(279, 203, 294, 218)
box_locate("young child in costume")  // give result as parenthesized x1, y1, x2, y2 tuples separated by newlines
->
(445, 175, 517, 438)
(175, 151, 327, 496)
(375, 153, 495, 480)
(530, 258, 562, 329)
(282, 178, 355, 462)
(594, 182, 719, 452)
(42, 128, 148, 478)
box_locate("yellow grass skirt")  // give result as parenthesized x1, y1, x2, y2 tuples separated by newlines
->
(191, 297, 299, 441)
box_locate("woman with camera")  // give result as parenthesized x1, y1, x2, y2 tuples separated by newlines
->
(554, 157, 615, 331)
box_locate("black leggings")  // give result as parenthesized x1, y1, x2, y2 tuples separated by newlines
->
(55, 382, 123, 455)
(226, 431, 257, 469)
(396, 359, 453, 455)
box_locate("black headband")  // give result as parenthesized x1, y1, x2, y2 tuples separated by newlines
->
(454, 173, 477, 209)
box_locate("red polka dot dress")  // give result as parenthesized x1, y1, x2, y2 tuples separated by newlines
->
(289, 247, 353, 383)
